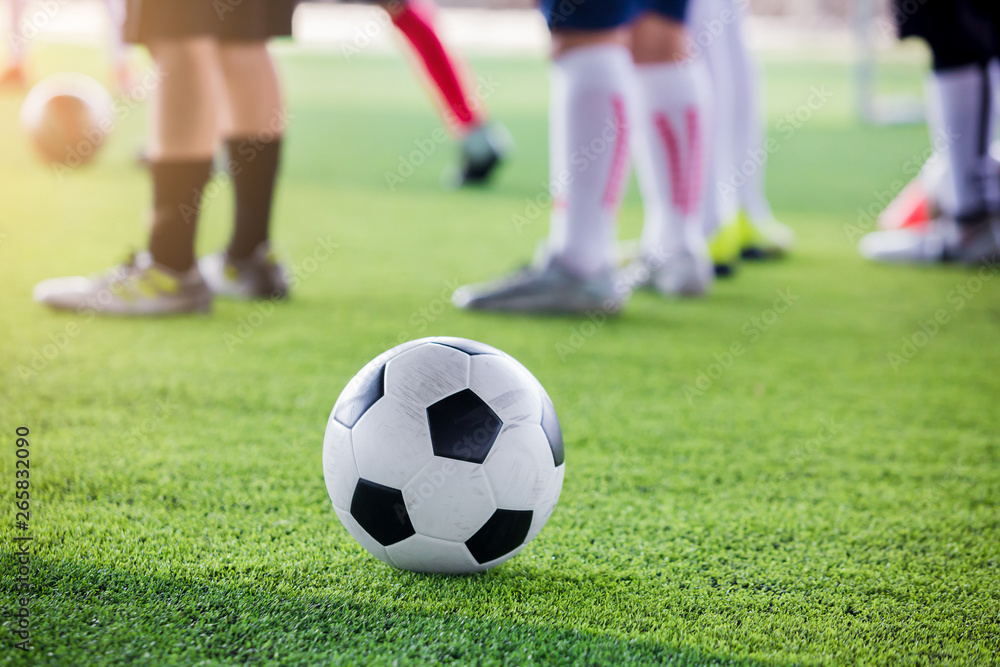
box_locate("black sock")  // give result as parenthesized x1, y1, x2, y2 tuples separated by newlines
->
(148, 159, 213, 272)
(227, 136, 282, 260)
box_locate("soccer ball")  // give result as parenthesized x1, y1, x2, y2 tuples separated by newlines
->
(20, 73, 114, 167)
(323, 337, 564, 574)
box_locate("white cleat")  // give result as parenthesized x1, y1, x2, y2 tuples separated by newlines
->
(622, 245, 714, 298)
(199, 243, 289, 300)
(859, 215, 1000, 265)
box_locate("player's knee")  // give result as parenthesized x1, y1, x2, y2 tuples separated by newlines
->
(551, 29, 629, 60)
(219, 40, 271, 74)
(630, 13, 688, 64)
(148, 37, 217, 75)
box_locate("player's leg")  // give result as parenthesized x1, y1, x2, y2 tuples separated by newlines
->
(380, 0, 509, 186)
(981, 0, 1000, 214)
(627, 2, 714, 296)
(385, 0, 479, 132)
(34, 2, 222, 315)
(860, 0, 1000, 264)
(688, 0, 741, 276)
(453, 2, 637, 313)
(1, 0, 30, 87)
(923, 22, 997, 223)
(725, 0, 795, 259)
(199, 39, 290, 299)
(544, 28, 633, 282)
(144, 38, 219, 276)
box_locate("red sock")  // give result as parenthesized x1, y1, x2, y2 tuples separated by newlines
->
(391, 0, 481, 133)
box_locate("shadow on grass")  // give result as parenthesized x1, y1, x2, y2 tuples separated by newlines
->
(0, 554, 776, 666)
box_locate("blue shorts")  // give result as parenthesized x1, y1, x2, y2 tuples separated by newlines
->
(540, 0, 689, 32)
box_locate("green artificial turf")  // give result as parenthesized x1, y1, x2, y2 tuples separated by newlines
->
(1, 44, 999, 665)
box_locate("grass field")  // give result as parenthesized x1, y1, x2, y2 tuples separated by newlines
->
(1, 43, 999, 665)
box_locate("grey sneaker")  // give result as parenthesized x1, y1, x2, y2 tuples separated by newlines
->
(199, 243, 288, 300)
(859, 214, 1000, 265)
(449, 122, 512, 188)
(33, 252, 212, 316)
(452, 257, 625, 314)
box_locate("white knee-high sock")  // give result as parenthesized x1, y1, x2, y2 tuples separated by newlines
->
(690, 0, 739, 237)
(547, 44, 634, 277)
(927, 64, 997, 219)
(632, 58, 712, 258)
(988, 59, 1000, 213)
(727, 5, 774, 222)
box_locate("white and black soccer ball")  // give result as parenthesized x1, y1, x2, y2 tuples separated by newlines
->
(323, 337, 564, 574)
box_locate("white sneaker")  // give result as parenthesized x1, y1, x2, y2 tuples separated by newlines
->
(620, 241, 714, 298)
(859, 214, 1000, 265)
(33, 253, 212, 316)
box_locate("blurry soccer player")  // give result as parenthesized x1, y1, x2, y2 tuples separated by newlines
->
(860, 0, 1000, 264)
(453, 0, 714, 314)
(689, 0, 794, 275)
(34, 0, 295, 315)
(353, 0, 509, 186)
(2, 0, 135, 93)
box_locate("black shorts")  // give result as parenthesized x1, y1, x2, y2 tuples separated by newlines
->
(894, 0, 1000, 68)
(124, 0, 298, 44)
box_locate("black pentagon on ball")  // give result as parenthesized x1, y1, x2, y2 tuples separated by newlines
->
(540, 393, 564, 467)
(430, 337, 500, 356)
(465, 509, 533, 564)
(350, 478, 415, 546)
(426, 389, 503, 464)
